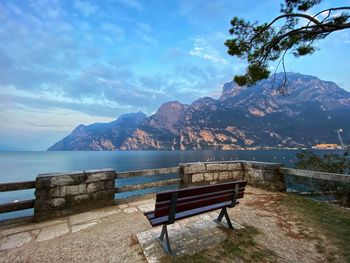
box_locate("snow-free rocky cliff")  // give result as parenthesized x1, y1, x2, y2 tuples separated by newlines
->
(48, 72, 350, 151)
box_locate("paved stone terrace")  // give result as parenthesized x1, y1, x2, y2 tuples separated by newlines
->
(0, 187, 336, 263)
(137, 212, 244, 263)
(0, 199, 154, 250)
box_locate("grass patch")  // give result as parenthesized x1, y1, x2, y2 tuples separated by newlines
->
(167, 225, 277, 263)
(164, 193, 350, 262)
(282, 194, 350, 262)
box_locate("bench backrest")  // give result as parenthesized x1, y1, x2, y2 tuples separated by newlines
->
(154, 180, 247, 218)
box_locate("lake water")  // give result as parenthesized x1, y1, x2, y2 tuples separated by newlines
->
(0, 150, 342, 220)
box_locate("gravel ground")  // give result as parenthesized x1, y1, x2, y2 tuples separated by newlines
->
(0, 210, 148, 263)
(0, 187, 342, 263)
(232, 188, 338, 263)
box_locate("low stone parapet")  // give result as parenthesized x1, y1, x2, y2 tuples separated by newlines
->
(179, 161, 244, 185)
(31, 161, 285, 222)
(179, 161, 285, 191)
(34, 169, 115, 221)
(243, 161, 285, 191)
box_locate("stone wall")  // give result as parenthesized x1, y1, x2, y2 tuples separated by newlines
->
(243, 161, 285, 191)
(179, 161, 285, 191)
(34, 169, 115, 221)
(32, 161, 285, 222)
(179, 161, 244, 185)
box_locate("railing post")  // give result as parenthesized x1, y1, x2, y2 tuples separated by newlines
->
(34, 169, 116, 222)
(243, 162, 285, 191)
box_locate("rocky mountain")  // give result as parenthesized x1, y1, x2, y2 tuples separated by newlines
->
(48, 72, 350, 151)
(48, 112, 146, 151)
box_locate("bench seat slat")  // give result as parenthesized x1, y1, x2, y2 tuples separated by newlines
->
(144, 211, 154, 217)
(155, 187, 245, 209)
(146, 200, 239, 227)
(154, 192, 244, 217)
(156, 180, 247, 202)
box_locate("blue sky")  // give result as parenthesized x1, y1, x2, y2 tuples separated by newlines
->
(0, 0, 350, 150)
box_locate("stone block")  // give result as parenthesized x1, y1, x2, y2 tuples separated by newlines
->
(35, 176, 52, 189)
(253, 170, 264, 180)
(204, 173, 213, 182)
(262, 172, 276, 181)
(92, 189, 115, 201)
(183, 164, 206, 174)
(85, 169, 115, 183)
(49, 187, 60, 198)
(49, 198, 66, 208)
(219, 172, 229, 180)
(63, 184, 86, 196)
(206, 163, 228, 172)
(49, 172, 86, 187)
(227, 163, 242, 171)
(212, 172, 220, 181)
(231, 171, 243, 180)
(192, 173, 204, 183)
(34, 169, 118, 222)
(180, 173, 190, 185)
(50, 175, 75, 187)
(86, 181, 105, 193)
(35, 187, 48, 197)
(72, 194, 91, 205)
(104, 180, 115, 190)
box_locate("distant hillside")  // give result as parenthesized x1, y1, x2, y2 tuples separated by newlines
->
(48, 72, 350, 151)
(48, 112, 146, 151)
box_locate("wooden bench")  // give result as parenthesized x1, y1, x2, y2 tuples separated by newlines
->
(144, 180, 247, 255)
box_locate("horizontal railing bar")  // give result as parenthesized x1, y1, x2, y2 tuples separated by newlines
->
(280, 168, 350, 183)
(116, 178, 181, 193)
(299, 191, 337, 195)
(0, 181, 36, 192)
(0, 199, 35, 213)
(116, 167, 180, 179)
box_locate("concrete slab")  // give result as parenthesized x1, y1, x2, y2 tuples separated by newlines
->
(36, 223, 69, 242)
(72, 222, 99, 233)
(69, 208, 121, 225)
(123, 207, 138, 214)
(0, 218, 67, 236)
(132, 199, 155, 206)
(137, 203, 155, 212)
(136, 213, 244, 263)
(0, 232, 32, 251)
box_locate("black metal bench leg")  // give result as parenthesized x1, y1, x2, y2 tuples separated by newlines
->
(214, 207, 234, 229)
(157, 224, 175, 256)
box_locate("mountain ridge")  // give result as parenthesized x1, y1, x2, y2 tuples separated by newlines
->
(48, 72, 350, 151)
(48, 112, 147, 151)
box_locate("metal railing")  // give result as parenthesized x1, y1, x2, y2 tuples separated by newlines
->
(1, 165, 349, 217)
(114, 167, 181, 203)
(281, 167, 350, 205)
(280, 168, 350, 183)
(0, 180, 36, 214)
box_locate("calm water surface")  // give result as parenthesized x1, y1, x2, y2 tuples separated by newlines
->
(0, 150, 342, 220)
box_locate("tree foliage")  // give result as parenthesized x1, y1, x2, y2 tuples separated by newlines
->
(225, 0, 350, 92)
(295, 151, 349, 173)
(294, 151, 350, 206)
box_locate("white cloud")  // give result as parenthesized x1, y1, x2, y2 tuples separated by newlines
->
(189, 37, 229, 65)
